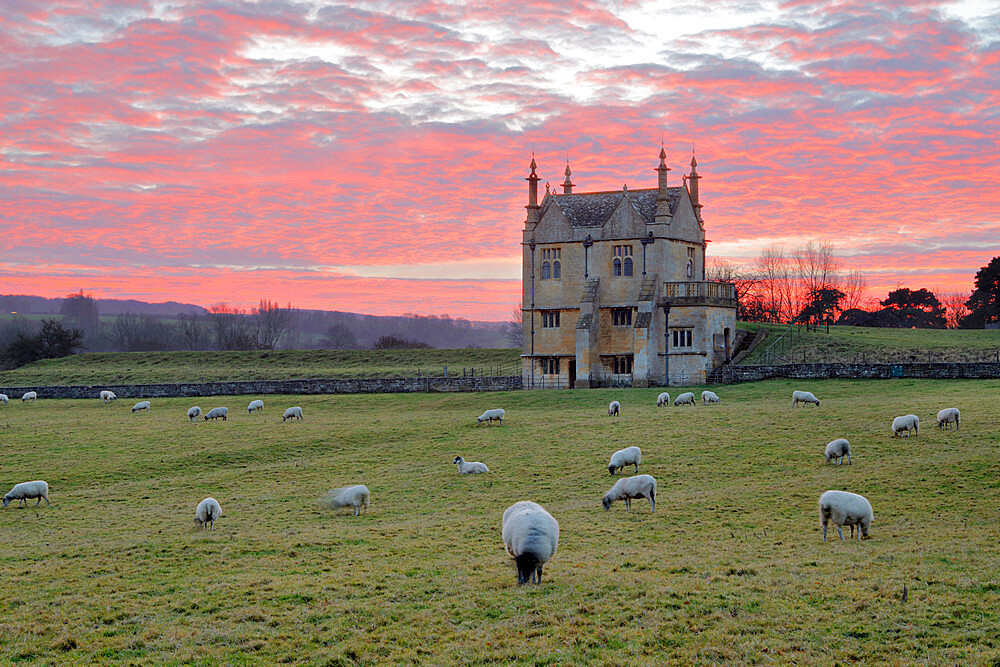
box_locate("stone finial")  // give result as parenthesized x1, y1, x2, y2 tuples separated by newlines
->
(562, 162, 574, 194)
(654, 147, 672, 225)
(688, 152, 701, 222)
(525, 157, 541, 227)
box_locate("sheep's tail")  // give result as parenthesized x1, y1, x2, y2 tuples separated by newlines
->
(320, 488, 345, 508)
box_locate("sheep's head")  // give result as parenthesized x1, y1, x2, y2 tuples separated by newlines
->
(2, 496, 10, 508)
(608, 465, 616, 476)
(602, 496, 612, 511)
(453, 456, 463, 464)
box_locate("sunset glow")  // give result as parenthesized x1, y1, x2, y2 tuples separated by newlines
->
(2, 0, 998, 320)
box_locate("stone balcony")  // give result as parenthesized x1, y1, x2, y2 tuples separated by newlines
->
(660, 281, 737, 307)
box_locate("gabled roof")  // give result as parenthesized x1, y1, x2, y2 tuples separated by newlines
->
(541, 187, 682, 227)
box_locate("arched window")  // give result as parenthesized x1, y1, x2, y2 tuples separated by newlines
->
(552, 260, 561, 279)
(623, 257, 633, 276)
(612, 258, 622, 276)
(541, 261, 551, 279)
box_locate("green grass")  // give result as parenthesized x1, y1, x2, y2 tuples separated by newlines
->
(740, 322, 1000, 364)
(0, 349, 521, 385)
(1, 379, 999, 663)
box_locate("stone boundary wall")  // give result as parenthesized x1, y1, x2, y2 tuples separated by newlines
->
(716, 362, 1000, 383)
(0, 376, 523, 400)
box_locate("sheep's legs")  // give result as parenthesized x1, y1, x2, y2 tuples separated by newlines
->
(837, 526, 845, 540)
(633, 463, 639, 473)
(822, 523, 828, 541)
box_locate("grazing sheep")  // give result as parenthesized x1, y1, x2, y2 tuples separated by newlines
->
(282, 406, 303, 422)
(501, 501, 559, 585)
(602, 474, 657, 512)
(21, 391, 37, 402)
(892, 414, 919, 437)
(477, 408, 506, 426)
(674, 392, 695, 406)
(656, 392, 670, 407)
(0, 394, 8, 405)
(702, 390, 721, 405)
(792, 390, 820, 407)
(321, 485, 370, 516)
(187, 406, 202, 421)
(608, 446, 642, 475)
(3, 480, 49, 508)
(825, 438, 852, 465)
(204, 407, 228, 421)
(247, 399, 264, 414)
(100, 390, 117, 403)
(195, 497, 222, 530)
(453, 456, 489, 474)
(131, 400, 151, 413)
(819, 490, 873, 541)
(608, 400, 620, 416)
(937, 408, 960, 430)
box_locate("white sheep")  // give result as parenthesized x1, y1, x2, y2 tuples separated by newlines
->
(204, 407, 228, 421)
(825, 438, 851, 465)
(656, 392, 670, 407)
(892, 414, 919, 437)
(608, 400, 620, 416)
(674, 392, 695, 406)
(702, 390, 721, 405)
(321, 485, 370, 516)
(131, 400, 151, 413)
(0, 394, 8, 405)
(100, 390, 117, 403)
(608, 446, 642, 475)
(21, 391, 37, 402)
(188, 406, 202, 421)
(195, 497, 222, 530)
(3, 480, 50, 508)
(282, 406, 303, 422)
(937, 408, 960, 430)
(501, 501, 559, 585)
(792, 390, 820, 407)
(819, 490, 873, 541)
(453, 456, 489, 474)
(247, 399, 264, 414)
(477, 408, 506, 426)
(602, 474, 657, 512)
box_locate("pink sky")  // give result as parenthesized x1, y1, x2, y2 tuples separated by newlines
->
(1, 0, 998, 320)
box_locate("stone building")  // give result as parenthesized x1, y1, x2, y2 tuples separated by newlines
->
(521, 149, 737, 388)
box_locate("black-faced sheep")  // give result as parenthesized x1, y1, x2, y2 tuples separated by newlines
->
(602, 474, 656, 512)
(819, 490, 873, 541)
(501, 501, 559, 585)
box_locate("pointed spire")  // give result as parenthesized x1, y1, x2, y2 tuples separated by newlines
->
(562, 162, 574, 194)
(654, 146, 672, 225)
(525, 156, 541, 228)
(687, 152, 701, 222)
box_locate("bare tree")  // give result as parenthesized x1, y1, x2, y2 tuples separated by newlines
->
(940, 291, 971, 329)
(792, 241, 840, 318)
(177, 312, 207, 350)
(839, 270, 869, 313)
(253, 299, 293, 350)
(208, 303, 255, 350)
(111, 312, 176, 351)
(504, 303, 523, 348)
(707, 260, 762, 321)
(60, 290, 101, 344)
(322, 323, 359, 349)
(755, 245, 795, 322)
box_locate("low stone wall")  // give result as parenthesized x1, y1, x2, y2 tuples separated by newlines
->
(0, 376, 523, 400)
(715, 362, 1000, 383)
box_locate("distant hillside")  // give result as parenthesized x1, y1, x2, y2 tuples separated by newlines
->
(0, 294, 206, 316)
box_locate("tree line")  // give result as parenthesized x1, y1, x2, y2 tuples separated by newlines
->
(708, 245, 1000, 330)
(0, 293, 507, 369)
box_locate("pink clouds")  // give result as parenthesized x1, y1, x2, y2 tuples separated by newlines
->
(1, 0, 998, 320)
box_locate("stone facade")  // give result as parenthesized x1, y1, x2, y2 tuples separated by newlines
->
(521, 151, 737, 388)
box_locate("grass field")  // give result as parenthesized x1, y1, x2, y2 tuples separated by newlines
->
(740, 322, 1000, 364)
(0, 348, 521, 386)
(1, 379, 999, 664)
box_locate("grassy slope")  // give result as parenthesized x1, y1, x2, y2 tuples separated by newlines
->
(1, 379, 999, 664)
(740, 322, 1000, 364)
(0, 349, 522, 385)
